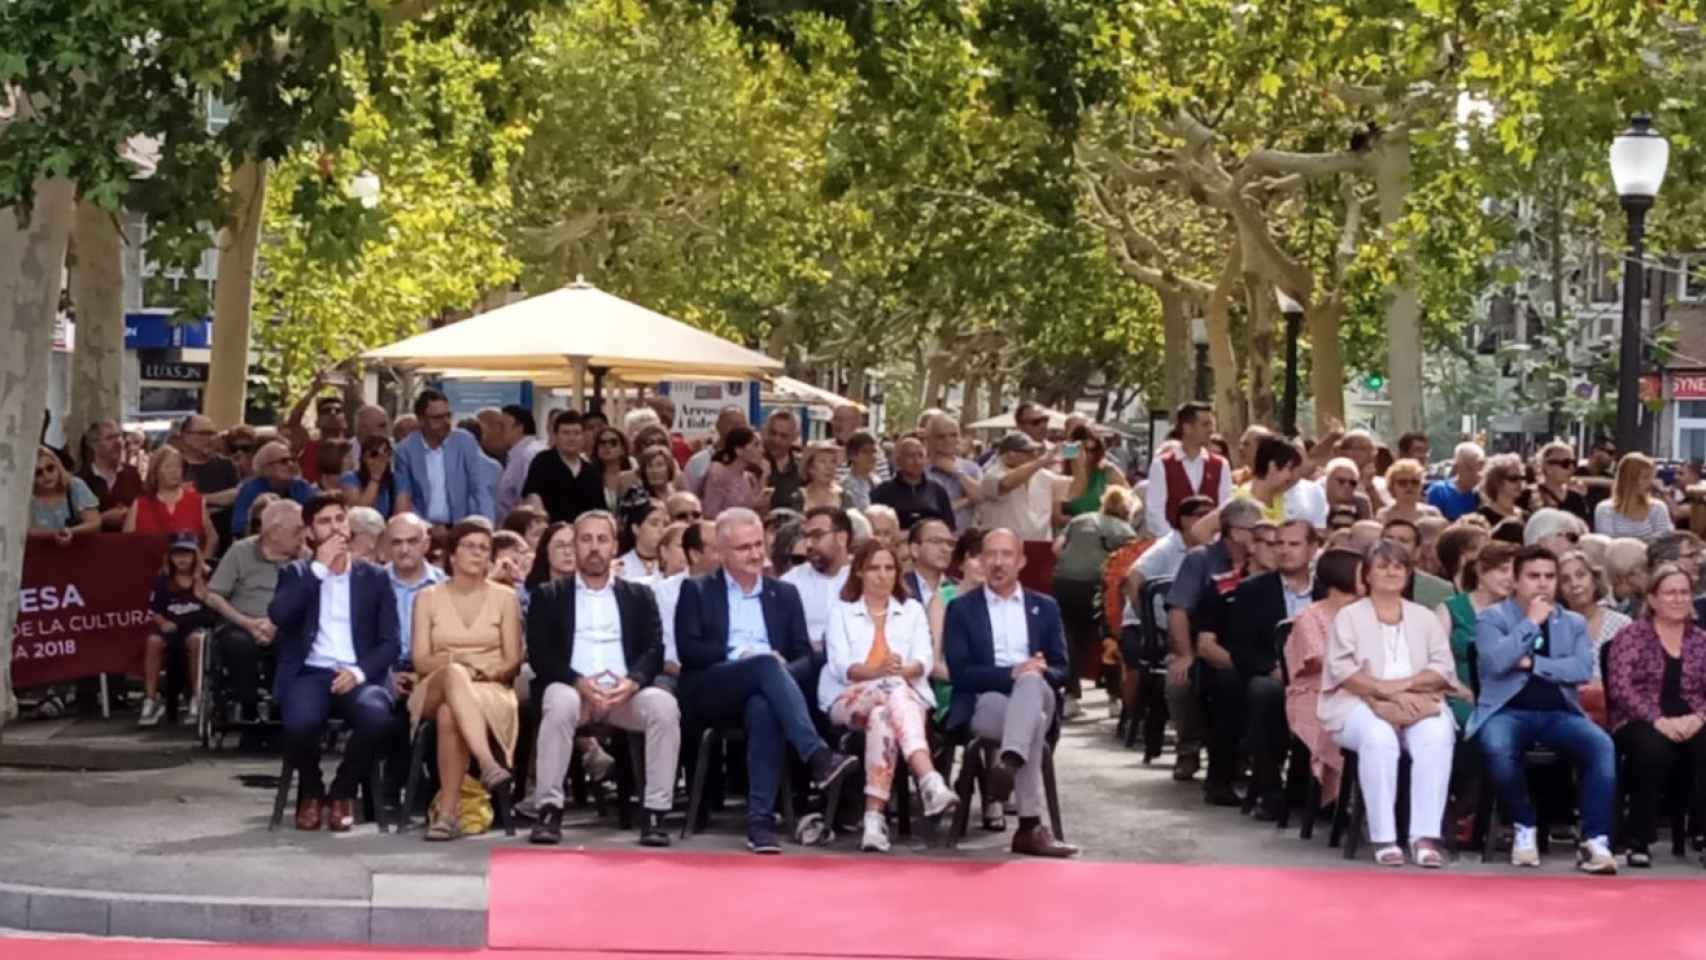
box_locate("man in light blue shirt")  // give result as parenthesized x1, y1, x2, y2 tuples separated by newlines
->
(726, 573, 772, 661)
(382, 513, 446, 671)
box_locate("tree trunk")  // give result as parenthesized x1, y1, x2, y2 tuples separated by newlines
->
(204, 159, 268, 427)
(1204, 249, 1247, 440)
(0, 179, 78, 731)
(1160, 289, 1191, 410)
(1242, 269, 1279, 429)
(1310, 300, 1347, 433)
(68, 199, 126, 453)
(985, 373, 1003, 420)
(1375, 132, 1423, 434)
(959, 370, 981, 429)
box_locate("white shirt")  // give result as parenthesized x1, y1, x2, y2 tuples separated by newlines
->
(570, 574, 628, 679)
(1282, 576, 1314, 618)
(1376, 621, 1409, 680)
(819, 597, 935, 711)
(651, 572, 687, 665)
(1144, 448, 1233, 539)
(617, 550, 658, 582)
(423, 442, 450, 524)
(979, 461, 1059, 541)
(780, 563, 850, 652)
(496, 436, 547, 524)
(985, 585, 1030, 668)
(1123, 531, 1190, 627)
(306, 561, 362, 681)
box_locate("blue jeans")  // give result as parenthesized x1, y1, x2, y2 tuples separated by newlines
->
(679, 655, 826, 825)
(1475, 707, 1616, 839)
(280, 668, 399, 800)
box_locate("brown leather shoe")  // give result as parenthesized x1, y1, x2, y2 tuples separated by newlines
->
(326, 798, 356, 833)
(294, 794, 323, 831)
(1011, 823, 1079, 858)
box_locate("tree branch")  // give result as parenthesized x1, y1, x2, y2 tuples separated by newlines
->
(1245, 147, 1369, 178)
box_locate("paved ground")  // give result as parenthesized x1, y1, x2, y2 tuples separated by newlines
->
(2, 684, 1702, 915)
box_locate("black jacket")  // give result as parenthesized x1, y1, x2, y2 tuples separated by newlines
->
(1220, 570, 1292, 680)
(673, 569, 813, 674)
(525, 575, 663, 702)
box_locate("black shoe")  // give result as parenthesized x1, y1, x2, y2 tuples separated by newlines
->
(529, 805, 563, 845)
(1252, 792, 1285, 822)
(1172, 753, 1200, 782)
(807, 748, 857, 791)
(639, 811, 671, 848)
(1203, 782, 1242, 807)
(746, 822, 782, 855)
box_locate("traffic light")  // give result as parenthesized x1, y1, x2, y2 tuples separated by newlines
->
(1364, 372, 1385, 391)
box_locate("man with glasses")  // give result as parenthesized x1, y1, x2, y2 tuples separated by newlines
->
(780, 507, 853, 651)
(923, 412, 983, 531)
(904, 519, 956, 605)
(1190, 518, 1279, 806)
(286, 395, 348, 485)
(665, 490, 704, 524)
(77, 419, 142, 530)
(230, 441, 317, 542)
(1426, 441, 1486, 522)
(393, 388, 499, 527)
(1163, 497, 1262, 788)
(1014, 400, 1051, 447)
(179, 414, 242, 541)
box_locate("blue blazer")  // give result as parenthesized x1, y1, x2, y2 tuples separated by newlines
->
(229, 475, 315, 541)
(674, 569, 813, 673)
(393, 428, 498, 524)
(1466, 597, 1594, 738)
(267, 559, 401, 700)
(942, 585, 1068, 732)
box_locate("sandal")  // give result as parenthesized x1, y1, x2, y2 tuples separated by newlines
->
(480, 765, 514, 795)
(424, 807, 461, 842)
(1628, 845, 1652, 869)
(1411, 839, 1445, 869)
(1373, 844, 1405, 867)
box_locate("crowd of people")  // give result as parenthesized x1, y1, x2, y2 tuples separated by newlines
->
(25, 390, 1706, 872)
(1130, 402, 1706, 874)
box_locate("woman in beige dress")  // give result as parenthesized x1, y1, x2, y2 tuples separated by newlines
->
(410, 521, 524, 840)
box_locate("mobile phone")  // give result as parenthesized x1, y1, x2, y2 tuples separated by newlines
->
(1062, 442, 1081, 460)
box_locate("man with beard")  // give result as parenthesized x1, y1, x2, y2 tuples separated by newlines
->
(780, 506, 853, 651)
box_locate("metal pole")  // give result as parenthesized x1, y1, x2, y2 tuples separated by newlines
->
(1617, 197, 1651, 454)
(1282, 308, 1302, 437)
(1194, 343, 1210, 401)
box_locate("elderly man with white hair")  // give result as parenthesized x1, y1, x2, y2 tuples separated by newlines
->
(1525, 508, 1590, 556)
(205, 499, 307, 723)
(1426, 442, 1486, 522)
(347, 506, 387, 564)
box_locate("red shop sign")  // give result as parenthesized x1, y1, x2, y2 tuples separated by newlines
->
(1672, 373, 1706, 400)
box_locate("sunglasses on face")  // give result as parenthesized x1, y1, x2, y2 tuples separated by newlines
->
(672, 510, 703, 521)
(1546, 459, 1573, 469)
(788, 553, 809, 564)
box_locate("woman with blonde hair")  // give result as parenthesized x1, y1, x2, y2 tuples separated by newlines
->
(30, 446, 101, 543)
(799, 441, 850, 511)
(1477, 453, 1527, 528)
(125, 444, 219, 550)
(1604, 537, 1652, 617)
(1525, 440, 1590, 524)
(1377, 459, 1442, 525)
(1595, 452, 1674, 540)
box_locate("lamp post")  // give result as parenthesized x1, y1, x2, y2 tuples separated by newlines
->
(1276, 288, 1304, 437)
(1609, 115, 1668, 455)
(1191, 315, 1210, 401)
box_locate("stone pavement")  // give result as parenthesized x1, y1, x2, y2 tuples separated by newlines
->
(1, 688, 1701, 946)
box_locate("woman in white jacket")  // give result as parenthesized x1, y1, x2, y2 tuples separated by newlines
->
(821, 539, 960, 851)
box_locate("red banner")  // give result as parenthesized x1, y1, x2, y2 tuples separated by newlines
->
(12, 533, 169, 688)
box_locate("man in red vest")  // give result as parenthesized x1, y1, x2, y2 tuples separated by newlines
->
(1144, 401, 1231, 539)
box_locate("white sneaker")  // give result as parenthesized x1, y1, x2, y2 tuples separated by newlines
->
(1578, 836, 1618, 875)
(1062, 697, 1085, 721)
(583, 742, 616, 782)
(1106, 696, 1122, 719)
(138, 697, 163, 727)
(919, 771, 959, 818)
(1511, 824, 1541, 867)
(859, 812, 890, 853)
(183, 699, 199, 726)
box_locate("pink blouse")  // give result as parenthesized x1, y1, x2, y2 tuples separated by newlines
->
(703, 460, 759, 518)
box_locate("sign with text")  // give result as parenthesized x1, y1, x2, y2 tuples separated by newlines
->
(12, 533, 169, 688)
(139, 358, 209, 383)
(661, 380, 760, 440)
(1673, 373, 1706, 400)
(441, 379, 533, 421)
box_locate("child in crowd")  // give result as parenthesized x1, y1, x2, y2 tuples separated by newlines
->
(139, 533, 214, 727)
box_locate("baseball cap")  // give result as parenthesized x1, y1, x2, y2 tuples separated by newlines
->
(167, 531, 200, 553)
(997, 431, 1039, 455)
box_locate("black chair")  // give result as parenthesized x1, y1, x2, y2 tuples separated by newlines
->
(945, 737, 1063, 847)
(397, 719, 516, 837)
(578, 724, 649, 829)
(1123, 577, 1173, 759)
(268, 726, 387, 833)
(680, 725, 796, 840)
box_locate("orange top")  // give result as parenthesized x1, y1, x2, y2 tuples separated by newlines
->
(861, 609, 891, 671)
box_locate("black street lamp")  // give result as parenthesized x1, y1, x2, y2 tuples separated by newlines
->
(1276, 288, 1304, 437)
(1609, 114, 1669, 455)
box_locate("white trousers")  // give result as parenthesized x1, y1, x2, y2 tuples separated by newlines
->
(1332, 700, 1455, 845)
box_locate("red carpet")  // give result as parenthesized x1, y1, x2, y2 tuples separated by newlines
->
(489, 850, 1706, 960)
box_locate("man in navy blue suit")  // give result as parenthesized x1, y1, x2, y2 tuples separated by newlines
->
(944, 528, 1078, 858)
(675, 507, 855, 854)
(269, 495, 401, 832)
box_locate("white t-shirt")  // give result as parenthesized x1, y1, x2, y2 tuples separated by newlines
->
(780, 563, 850, 651)
(978, 461, 1059, 541)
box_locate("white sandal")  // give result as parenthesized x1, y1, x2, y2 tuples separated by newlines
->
(1373, 844, 1405, 867)
(1411, 839, 1445, 869)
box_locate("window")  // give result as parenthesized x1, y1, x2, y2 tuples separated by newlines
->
(1677, 401, 1706, 462)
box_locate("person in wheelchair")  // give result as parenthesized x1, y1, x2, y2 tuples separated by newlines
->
(205, 500, 305, 724)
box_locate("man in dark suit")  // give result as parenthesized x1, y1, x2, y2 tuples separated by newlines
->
(943, 528, 1078, 858)
(268, 495, 401, 832)
(525, 511, 680, 847)
(1213, 518, 1319, 820)
(675, 507, 855, 854)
